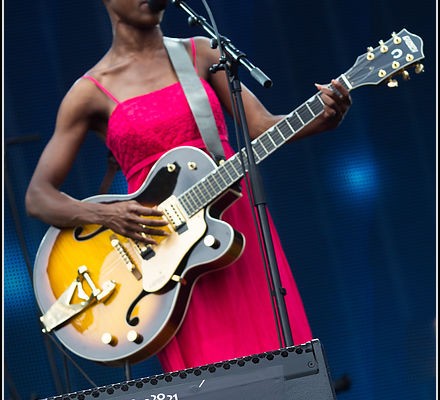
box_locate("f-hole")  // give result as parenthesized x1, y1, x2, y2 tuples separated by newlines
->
(126, 289, 150, 326)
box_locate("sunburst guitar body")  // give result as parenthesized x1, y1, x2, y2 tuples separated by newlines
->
(34, 147, 244, 365)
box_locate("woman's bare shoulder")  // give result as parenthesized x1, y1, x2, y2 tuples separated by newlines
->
(60, 74, 110, 119)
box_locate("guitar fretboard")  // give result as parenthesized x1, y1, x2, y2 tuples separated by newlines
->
(178, 75, 350, 217)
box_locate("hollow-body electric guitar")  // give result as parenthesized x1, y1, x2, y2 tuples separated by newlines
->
(33, 29, 424, 365)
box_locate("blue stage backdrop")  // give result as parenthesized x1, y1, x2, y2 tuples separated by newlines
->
(4, 1, 436, 399)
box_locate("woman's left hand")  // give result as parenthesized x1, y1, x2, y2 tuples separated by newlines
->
(314, 79, 352, 132)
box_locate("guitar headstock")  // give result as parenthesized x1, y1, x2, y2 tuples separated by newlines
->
(344, 29, 424, 90)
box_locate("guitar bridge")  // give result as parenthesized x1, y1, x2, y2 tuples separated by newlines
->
(40, 265, 116, 333)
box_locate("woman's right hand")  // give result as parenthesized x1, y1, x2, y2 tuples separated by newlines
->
(99, 200, 170, 245)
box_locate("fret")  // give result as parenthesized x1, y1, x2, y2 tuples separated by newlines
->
(253, 144, 263, 162)
(193, 184, 207, 204)
(276, 118, 295, 142)
(223, 161, 240, 181)
(294, 113, 305, 131)
(181, 192, 196, 215)
(196, 180, 212, 209)
(212, 170, 227, 191)
(267, 129, 278, 148)
(285, 115, 297, 133)
(232, 153, 245, 171)
(328, 76, 350, 95)
(282, 118, 295, 135)
(297, 104, 314, 124)
(188, 187, 203, 209)
(238, 150, 249, 170)
(201, 176, 214, 194)
(262, 129, 278, 151)
(226, 157, 242, 180)
(315, 93, 325, 107)
(198, 179, 211, 200)
(278, 124, 292, 143)
(216, 169, 229, 186)
(188, 182, 208, 214)
(179, 193, 191, 214)
(206, 174, 221, 194)
(275, 125, 288, 142)
(272, 126, 286, 143)
(221, 158, 245, 187)
(305, 101, 316, 117)
(183, 190, 194, 210)
(308, 95, 323, 115)
(339, 74, 352, 90)
(182, 190, 195, 208)
(294, 110, 305, 125)
(260, 134, 276, 153)
(253, 140, 267, 160)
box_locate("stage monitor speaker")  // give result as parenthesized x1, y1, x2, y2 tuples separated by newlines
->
(45, 339, 336, 400)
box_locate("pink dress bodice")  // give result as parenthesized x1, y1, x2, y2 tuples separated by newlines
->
(105, 80, 229, 193)
(83, 38, 312, 372)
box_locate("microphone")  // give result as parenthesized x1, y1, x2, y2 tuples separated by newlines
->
(147, 0, 168, 12)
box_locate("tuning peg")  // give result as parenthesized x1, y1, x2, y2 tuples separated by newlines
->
(379, 40, 389, 53)
(401, 70, 410, 80)
(391, 32, 402, 44)
(414, 63, 425, 74)
(387, 79, 399, 88)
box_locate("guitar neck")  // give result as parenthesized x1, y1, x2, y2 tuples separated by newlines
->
(179, 75, 352, 217)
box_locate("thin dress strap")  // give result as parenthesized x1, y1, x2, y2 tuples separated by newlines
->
(84, 39, 197, 102)
(82, 74, 120, 104)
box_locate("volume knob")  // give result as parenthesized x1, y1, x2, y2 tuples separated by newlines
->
(127, 330, 143, 344)
(203, 235, 220, 249)
(101, 332, 117, 346)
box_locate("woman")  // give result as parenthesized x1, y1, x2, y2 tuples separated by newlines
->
(25, 0, 351, 372)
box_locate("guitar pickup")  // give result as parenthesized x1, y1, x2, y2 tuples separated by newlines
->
(160, 196, 188, 233)
(40, 266, 116, 333)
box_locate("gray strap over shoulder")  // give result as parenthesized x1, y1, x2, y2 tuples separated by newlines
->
(164, 37, 225, 164)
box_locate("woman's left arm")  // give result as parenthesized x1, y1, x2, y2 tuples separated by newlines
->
(195, 37, 351, 140)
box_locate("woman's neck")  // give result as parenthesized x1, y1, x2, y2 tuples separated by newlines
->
(110, 24, 164, 55)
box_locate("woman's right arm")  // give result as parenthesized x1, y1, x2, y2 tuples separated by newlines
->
(25, 80, 168, 244)
(26, 79, 103, 226)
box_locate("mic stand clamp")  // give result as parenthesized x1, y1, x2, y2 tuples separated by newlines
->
(171, 0, 294, 348)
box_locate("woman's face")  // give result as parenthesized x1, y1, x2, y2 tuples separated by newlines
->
(104, 0, 165, 29)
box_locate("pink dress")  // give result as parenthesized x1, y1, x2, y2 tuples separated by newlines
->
(84, 38, 312, 372)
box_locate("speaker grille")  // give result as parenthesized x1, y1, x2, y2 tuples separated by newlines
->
(44, 339, 336, 400)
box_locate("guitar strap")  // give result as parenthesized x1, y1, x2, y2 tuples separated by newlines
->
(99, 37, 225, 194)
(164, 37, 226, 164)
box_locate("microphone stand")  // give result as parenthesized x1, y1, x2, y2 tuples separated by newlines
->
(171, 0, 294, 348)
